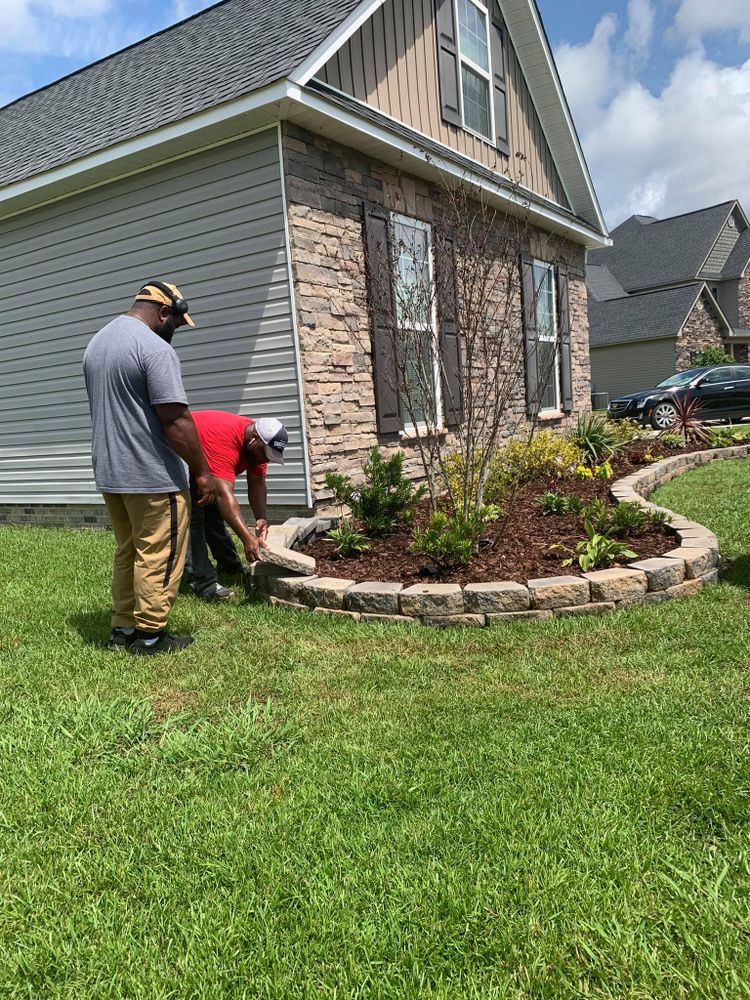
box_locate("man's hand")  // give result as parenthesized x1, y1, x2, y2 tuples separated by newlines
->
(194, 471, 218, 507)
(243, 534, 262, 563)
(255, 518, 269, 543)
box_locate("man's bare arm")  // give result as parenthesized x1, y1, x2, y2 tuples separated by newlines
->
(214, 478, 263, 562)
(154, 403, 216, 506)
(247, 473, 269, 542)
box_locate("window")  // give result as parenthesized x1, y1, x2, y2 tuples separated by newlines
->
(699, 367, 733, 385)
(533, 260, 560, 412)
(392, 214, 441, 428)
(456, 0, 493, 141)
(733, 365, 750, 381)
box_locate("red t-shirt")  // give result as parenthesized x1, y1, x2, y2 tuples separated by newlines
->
(192, 411, 267, 483)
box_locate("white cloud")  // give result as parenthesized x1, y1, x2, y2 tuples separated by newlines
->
(675, 0, 750, 43)
(556, 12, 750, 227)
(625, 0, 655, 58)
(0, 0, 116, 56)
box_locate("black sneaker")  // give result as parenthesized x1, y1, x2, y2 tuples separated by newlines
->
(128, 632, 194, 656)
(107, 628, 136, 652)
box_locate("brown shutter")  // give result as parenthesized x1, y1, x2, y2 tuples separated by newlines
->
(363, 204, 402, 434)
(557, 263, 574, 412)
(520, 253, 540, 416)
(435, 0, 462, 127)
(436, 235, 463, 429)
(490, 2, 510, 155)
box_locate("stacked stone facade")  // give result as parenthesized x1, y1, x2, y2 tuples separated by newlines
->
(281, 123, 591, 506)
(674, 295, 727, 372)
(737, 271, 750, 330)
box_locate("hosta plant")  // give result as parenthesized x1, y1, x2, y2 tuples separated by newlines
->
(324, 519, 371, 558)
(555, 519, 637, 572)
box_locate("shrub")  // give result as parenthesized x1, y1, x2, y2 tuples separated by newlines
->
(706, 427, 746, 449)
(324, 519, 371, 558)
(668, 395, 711, 447)
(568, 413, 624, 465)
(646, 509, 673, 529)
(411, 506, 499, 571)
(608, 501, 647, 537)
(558, 520, 637, 571)
(579, 498, 610, 534)
(594, 460, 613, 479)
(325, 448, 426, 536)
(692, 346, 733, 367)
(537, 492, 584, 516)
(607, 418, 645, 445)
(659, 433, 684, 450)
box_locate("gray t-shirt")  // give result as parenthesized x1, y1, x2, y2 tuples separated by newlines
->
(83, 315, 189, 493)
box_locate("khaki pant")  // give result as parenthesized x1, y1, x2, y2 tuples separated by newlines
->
(103, 491, 190, 634)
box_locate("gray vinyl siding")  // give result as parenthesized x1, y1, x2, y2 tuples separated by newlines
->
(701, 214, 743, 276)
(590, 339, 676, 401)
(0, 126, 308, 507)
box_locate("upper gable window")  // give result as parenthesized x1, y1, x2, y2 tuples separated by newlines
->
(456, 0, 493, 141)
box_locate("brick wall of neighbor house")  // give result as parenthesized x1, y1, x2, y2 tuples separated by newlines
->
(281, 123, 591, 505)
(674, 296, 728, 372)
(737, 271, 750, 330)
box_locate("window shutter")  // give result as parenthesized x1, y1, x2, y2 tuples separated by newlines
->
(490, 2, 510, 155)
(520, 253, 540, 417)
(557, 263, 574, 412)
(363, 204, 402, 434)
(435, 0, 462, 127)
(436, 235, 463, 430)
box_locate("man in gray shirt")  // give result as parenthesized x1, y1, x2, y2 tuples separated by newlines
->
(83, 280, 217, 656)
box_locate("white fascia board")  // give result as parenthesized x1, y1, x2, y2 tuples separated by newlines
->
(0, 80, 289, 218)
(290, 0, 387, 85)
(501, 0, 608, 238)
(288, 85, 610, 248)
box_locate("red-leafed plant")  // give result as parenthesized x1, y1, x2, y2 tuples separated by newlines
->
(667, 394, 710, 447)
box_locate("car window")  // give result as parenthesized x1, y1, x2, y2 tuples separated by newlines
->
(699, 367, 733, 385)
(658, 369, 703, 388)
(732, 365, 750, 381)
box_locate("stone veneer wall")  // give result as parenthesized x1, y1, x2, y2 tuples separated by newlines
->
(675, 295, 728, 372)
(281, 122, 592, 508)
(737, 271, 750, 330)
(253, 446, 749, 627)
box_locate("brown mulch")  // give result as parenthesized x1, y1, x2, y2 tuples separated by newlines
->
(304, 441, 702, 586)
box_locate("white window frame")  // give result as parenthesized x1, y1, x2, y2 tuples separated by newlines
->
(454, 0, 496, 145)
(391, 212, 444, 434)
(533, 259, 561, 415)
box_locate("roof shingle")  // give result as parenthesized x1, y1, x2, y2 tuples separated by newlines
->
(588, 283, 707, 348)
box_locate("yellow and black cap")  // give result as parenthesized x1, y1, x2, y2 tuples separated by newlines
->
(135, 280, 194, 327)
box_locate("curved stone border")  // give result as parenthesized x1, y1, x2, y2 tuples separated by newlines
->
(253, 445, 750, 627)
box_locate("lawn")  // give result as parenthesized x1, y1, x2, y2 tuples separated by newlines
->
(1, 460, 750, 998)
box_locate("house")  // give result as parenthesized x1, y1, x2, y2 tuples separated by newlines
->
(588, 201, 750, 402)
(0, 0, 608, 527)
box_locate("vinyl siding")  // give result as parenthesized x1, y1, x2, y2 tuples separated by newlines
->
(701, 211, 743, 276)
(590, 339, 676, 401)
(315, 0, 569, 209)
(0, 127, 308, 507)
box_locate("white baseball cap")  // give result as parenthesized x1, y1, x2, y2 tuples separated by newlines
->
(254, 417, 288, 465)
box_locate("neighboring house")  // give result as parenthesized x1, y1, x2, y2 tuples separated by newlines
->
(0, 0, 608, 526)
(588, 201, 750, 401)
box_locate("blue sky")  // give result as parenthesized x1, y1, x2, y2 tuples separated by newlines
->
(2, 0, 749, 227)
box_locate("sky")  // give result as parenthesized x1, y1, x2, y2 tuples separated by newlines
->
(1, 0, 749, 230)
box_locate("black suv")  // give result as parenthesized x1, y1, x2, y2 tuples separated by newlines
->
(607, 364, 750, 429)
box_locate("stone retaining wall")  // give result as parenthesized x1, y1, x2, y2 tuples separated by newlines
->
(254, 446, 750, 627)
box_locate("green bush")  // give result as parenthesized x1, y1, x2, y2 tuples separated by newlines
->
(692, 346, 733, 367)
(325, 448, 426, 536)
(706, 427, 746, 448)
(568, 412, 624, 465)
(608, 501, 647, 537)
(607, 418, 645, 445)
(659, 433, 685, 450)
(537, 492, 584, 516)
(411, 507, 499, 571)
(558, 519, 637, 572)
(324, 519, 371, 558)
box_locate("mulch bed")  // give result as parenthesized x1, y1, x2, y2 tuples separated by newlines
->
(304, 441, 704, 586)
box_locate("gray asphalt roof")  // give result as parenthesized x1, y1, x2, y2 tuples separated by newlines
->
(589, 283, 705, 348)
(586, 263, 626, 302)
(0, 0, 362, 190)
(589, 202, 736, 292)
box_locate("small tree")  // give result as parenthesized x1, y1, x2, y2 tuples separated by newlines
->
(361, 177, 566, 516)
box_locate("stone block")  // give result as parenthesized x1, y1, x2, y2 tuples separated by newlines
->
(360, 613, 417, 626)
(283, 517, 319, 544)
(268, 596, 310, 613)
(257, 546, 316, 576)
(400, 584, 464, 617)
(527, 576, 590, 610)
(662, 546, 716, 580)
(665, 579, 703, 600)
(677, 530, 719, 551)
(420, 614, 486, 628)
(463, 581, 530, 613)
(312, 607, 361, 621)
(628, 557, 685, 591)
(699, 569, 720, 585)
(584, 568, 648, 602)
(299, 576, 355, 609)
(554, 602, 615, 618)
(486, 610, 554, 624)
(265, 575, 318, 602)
(345, 581, 403, 615)
(266, 524, 300, 549)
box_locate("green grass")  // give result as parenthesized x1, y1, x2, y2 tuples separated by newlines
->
(1, 461, 750, 997)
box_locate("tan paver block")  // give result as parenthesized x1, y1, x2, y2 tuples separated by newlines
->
(463, 581, 530, 613)
(420, 614, 486, 628)
(400, 584, 464, 617)
(528, 575, 590, 610)
(345, 581, 403, 615)
(662, 546, 716, 580)
(486, 610, 554, 624)
(628, 557, 685, 591)
(299, 577, 355, 609)
(584, 568, 648, 602)
(257, 546, 316, 576)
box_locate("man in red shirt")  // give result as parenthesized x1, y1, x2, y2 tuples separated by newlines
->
(185, 411, 288, 600)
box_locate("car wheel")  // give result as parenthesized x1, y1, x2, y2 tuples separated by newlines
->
(650, 401, 677, 430)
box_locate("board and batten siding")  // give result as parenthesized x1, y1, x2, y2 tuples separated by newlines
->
(701, 210, 744, 277)
(590, 339, 676, 402)
(0, 127, 309, 509)
(315, 0, 569, 209)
